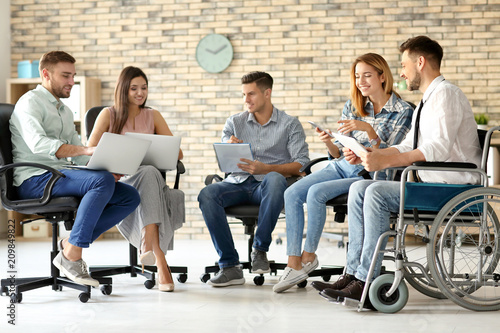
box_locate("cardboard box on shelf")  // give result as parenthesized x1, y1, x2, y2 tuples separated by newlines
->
(22, 220, 51, 238)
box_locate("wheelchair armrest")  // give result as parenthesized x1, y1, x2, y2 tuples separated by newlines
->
(300, 156, 329, 175)
(0, 162, 66, 208)
(413, 161, 477, 169)
(204, 174, 224, 185)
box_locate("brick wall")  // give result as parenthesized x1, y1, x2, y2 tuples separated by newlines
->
(10, 0, 500, 240)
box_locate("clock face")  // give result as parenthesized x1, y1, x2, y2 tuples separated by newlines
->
(196, 34, 233, 73)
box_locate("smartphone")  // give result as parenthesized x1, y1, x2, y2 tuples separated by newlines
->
(308, 121, 334, 138)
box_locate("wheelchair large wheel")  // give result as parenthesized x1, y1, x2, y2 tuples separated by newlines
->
(427, 188, 500, 311)
(401, 224, 446, 299)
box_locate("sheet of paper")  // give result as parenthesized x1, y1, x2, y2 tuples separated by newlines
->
(213, 143, 254, 173)
(332, 132, 368, 157)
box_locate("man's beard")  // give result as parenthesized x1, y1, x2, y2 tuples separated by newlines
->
(407, 72, 421, 91)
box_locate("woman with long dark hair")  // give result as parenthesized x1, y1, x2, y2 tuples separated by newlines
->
(88, 66, 184, 292)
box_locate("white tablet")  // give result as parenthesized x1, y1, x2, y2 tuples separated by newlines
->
(213, 143, 254, 173)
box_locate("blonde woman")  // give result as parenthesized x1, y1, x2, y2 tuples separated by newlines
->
(273, 53, 414, 293)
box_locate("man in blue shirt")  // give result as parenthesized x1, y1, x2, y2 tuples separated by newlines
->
(198, 71, 309, 287)
(10, 51, 140, 287)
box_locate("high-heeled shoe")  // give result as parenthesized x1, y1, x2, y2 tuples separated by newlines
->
(139, 251, 156, 273)
(158, 265, 174, 292)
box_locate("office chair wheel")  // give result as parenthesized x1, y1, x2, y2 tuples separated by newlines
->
(10, 292, 22, 304)
(78, 292, 90, 303)
(276, 237, 283, 245)
(253, 275, 265, 286)
(338, 241, 345, 248)
(368, 274, 408, 313)
(177, 273, 188, 283)
(322, 275, 331, 282)
(297, 280, 307, 288)
(144, 279, 155, 289)
(200, 273, 211, 283)
(100, 285, 112, 295)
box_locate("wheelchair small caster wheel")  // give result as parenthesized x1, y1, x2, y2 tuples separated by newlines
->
(101, 285, 112, 295)
(369, 274, 408, 313)
(200, 273, 211, 283)
(10, 293, 22, 303)
(144, 279, 155, 289)
(322, 275, 331, 282)
(78, 292, 90, 303)
(297, 280, 307, 288)
(254, 275, 265, 286)
(276, 237, 283, 245)
(177, 273, 188, 283)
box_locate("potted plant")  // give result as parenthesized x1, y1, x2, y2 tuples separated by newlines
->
(475, 113, 489, 130)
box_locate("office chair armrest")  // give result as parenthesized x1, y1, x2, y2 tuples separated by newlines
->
(300, 156, 329, 175)
(173, 160, 185, 190)
(0, 162, 66, 208)
(177, 160, 186, 174)
(204, 174, 224, 185)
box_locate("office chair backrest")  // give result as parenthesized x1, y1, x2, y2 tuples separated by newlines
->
(0, 104, 16, 201)
(85, 106, 106, 140)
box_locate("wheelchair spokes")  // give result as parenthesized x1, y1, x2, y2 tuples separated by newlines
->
(428, 188, 500, 311)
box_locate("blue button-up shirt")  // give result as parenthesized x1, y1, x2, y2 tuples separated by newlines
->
(222, 106, 309, 183)
(10, 85, 89, 186)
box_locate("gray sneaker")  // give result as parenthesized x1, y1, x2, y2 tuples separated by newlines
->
(251, 250, 271, 274)
(207, 266, 245, 287)
(52, 251, 99, 287)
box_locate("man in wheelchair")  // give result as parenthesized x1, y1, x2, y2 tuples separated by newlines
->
(318, 36, 482, 303)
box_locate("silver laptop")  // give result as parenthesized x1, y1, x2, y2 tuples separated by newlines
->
(124, 133, 181, 170)
(68, 132, 151, 175)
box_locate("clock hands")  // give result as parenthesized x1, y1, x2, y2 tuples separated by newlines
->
(205, 44, 228, 55)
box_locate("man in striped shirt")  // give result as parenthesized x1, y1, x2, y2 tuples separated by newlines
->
(198, 71, 309, 287)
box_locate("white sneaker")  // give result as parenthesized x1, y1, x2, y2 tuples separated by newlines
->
(272, 267, 308, 293)
(302, 255, 319, 275)
(52, 252, 99, 287)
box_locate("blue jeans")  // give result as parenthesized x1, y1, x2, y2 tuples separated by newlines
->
(346, 180, 400, 282)
(284, 158, 363, 256)
(198, 172, 287, 268)
(17, 169, 141, 248)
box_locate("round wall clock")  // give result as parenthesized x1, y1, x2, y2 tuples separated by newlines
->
(196, 34, 233, 73)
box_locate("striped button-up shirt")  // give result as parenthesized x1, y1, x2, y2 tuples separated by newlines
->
(222, 106, 309, 183)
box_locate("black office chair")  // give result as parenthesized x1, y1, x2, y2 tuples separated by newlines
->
(84, 106, 188, 288)
(199, 174, 344, 286)
(0, 103, 111, 303)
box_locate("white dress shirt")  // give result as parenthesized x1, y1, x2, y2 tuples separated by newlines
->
(392, 75, 482, 184)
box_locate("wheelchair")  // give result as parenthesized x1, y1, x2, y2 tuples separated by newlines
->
(350, 126, 500, 313)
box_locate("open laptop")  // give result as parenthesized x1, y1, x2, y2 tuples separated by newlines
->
(67, 132, 151, 175)
(124, 133, 181, 170)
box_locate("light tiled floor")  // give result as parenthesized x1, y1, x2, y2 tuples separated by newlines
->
(1, 236, 499, 332)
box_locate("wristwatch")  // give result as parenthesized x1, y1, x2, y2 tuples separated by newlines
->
(370, 136, 381, 146)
